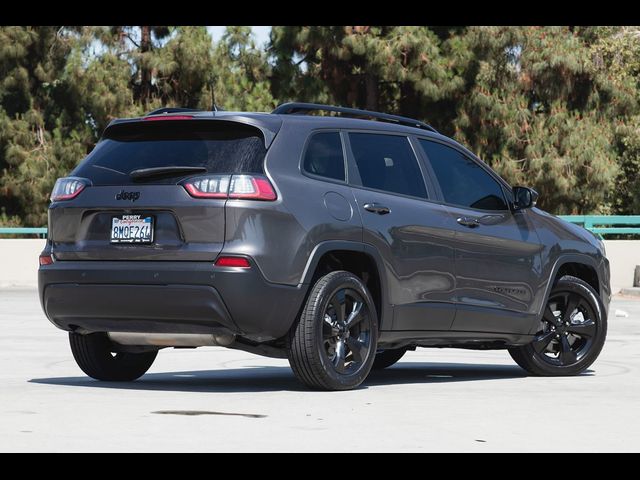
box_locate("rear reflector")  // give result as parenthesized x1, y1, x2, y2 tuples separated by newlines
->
(183, 174, 276, 201)
(39, 254, 54, 266)
(143, 115, 193, 121)
(50, 177, 90, 202)
(215, 256, 251, 268)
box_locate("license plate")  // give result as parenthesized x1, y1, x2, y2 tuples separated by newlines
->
(110, 215, 154, 244)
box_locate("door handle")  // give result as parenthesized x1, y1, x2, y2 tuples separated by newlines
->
(456, 216, 480, 228)
(364, 203, 391, 215)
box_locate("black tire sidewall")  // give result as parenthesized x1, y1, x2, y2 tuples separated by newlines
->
(518, 276, 607, 376)
(69, 332, 157, 381)
(291, 271, 379, 390)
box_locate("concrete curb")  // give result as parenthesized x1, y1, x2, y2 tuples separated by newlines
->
(620, 287, 640, 297)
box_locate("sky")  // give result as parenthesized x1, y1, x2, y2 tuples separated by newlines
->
(206, 26, 272, 47)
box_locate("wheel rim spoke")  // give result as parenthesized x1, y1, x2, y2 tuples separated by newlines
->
(322, 287, 372, 375)
(344, 300, 364, 329)
(331, 291, 346, 324)
(333, 340, 346, 373)
(543, 305, 561, 327)
(567, 319, 596, 338)
(346, 337, 367, 363)
(532, 331, 556, 354)
(559, 335, 577, 365)
(562, 293, 579, 324)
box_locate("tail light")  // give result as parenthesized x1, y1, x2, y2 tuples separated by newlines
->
(50, 177, 91, 202)
(183, 174, 276, 201)
(39, 254, 54, 266)
(183, 175, 230, 198)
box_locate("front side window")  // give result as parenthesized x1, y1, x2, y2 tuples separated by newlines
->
(302, 132, 346, 181)
(419, 139, 508, 211)
(348, 133, 427, 199)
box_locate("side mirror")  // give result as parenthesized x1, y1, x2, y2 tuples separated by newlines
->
(512, 186, 539, 210)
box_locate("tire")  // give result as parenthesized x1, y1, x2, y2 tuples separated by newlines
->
(287, 270, 379, 391)
(372, 348, 407, 370)
(508, 275, 607, 376)
(69, 332, 157, 381)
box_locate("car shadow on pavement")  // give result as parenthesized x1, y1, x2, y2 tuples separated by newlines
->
(29, 361, 541, 393)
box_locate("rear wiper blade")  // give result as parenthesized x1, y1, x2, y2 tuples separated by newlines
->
(129, 166, 207, 180)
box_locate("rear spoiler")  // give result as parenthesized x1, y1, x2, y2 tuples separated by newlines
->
(104, 113, 282, 149)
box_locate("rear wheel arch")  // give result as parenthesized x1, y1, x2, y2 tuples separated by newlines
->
(300, 242, 391, 330)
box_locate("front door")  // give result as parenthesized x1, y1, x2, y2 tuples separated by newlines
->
(345, 132, 457, 332)
(416, 138, 544, 334)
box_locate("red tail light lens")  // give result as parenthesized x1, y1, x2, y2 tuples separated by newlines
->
(183, 174, 276, 201)
(183, 175, 231, 198)
(215, 256, 251, 268)
(144, 115, 194, 121)
(50, 177, 90, 202)
(228, 175, 277, 201)
(39, 254, 54, 266)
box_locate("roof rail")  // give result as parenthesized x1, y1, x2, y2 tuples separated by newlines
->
(272, 102, 438, 133)
(146, 107, 202, 116)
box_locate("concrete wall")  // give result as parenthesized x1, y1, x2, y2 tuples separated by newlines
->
(0, 239, 45, 288)
(0, 238, 638, 292)
(604, 240, 640, 293)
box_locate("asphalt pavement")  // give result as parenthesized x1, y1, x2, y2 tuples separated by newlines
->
(1, 289, 638, 452)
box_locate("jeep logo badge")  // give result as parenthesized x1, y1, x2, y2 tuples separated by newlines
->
(115, 190, 140, 202)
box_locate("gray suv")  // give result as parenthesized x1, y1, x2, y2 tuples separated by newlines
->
(38, 103, 610, 391)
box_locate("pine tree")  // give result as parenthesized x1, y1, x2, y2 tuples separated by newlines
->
(0, 26, 92, 226)
(211, 26, 275, 111)
(449, 26, 636, 214)
(270, 26, 457, 123)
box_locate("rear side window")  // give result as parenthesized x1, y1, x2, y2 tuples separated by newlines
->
(419, 139, 508, 211)
(302, 132, 345, 181)
(72, 120, 266, 185)
(348, 133, 427, 199)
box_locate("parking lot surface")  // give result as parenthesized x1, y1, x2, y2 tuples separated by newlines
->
(1, 289, 638, 452)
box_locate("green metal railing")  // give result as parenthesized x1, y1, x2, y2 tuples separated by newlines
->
(0, 227, 48, 238)
(1, 215, 640, 239)
(558, 215, 640, 236)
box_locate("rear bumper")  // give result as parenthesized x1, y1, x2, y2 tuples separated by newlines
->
(38, 260, 306, 341)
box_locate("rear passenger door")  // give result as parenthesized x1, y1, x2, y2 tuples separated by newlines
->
(416, 138, 544, 335)
(345, 132, 457, 332)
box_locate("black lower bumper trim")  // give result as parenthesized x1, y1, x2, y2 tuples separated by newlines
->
(39, 261, 307, 340)
(43, 284, 237, 334)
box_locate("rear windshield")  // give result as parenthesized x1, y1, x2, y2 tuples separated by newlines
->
(72, 120, 267, 185)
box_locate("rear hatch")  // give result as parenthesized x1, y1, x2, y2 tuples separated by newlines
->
(50, 118, 269, 261)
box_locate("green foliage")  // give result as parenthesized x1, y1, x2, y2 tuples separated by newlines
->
(211, 26, 275, 111)
(2, 25, 640, 226)
(0, 26, 275, 226)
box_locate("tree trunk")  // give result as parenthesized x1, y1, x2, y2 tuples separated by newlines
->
(364, 73, 378, 111)
(140, 26, 152, 105)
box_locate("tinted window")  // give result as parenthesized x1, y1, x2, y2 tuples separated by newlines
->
(302, 132, 345, 181)
(72, 121, 266, 185)
(419, 140, 508, 211)
(349, 133, 427, 199)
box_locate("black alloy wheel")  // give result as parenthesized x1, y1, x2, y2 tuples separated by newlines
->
(509, 275, 607, 376)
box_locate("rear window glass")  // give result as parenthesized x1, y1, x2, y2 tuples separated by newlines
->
(348, 133, 427, 199)
(302, 132, 345, 181)
(72, 120, 266, 185)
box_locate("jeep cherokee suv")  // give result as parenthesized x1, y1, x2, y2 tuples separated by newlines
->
(38, 102, 610, 390)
